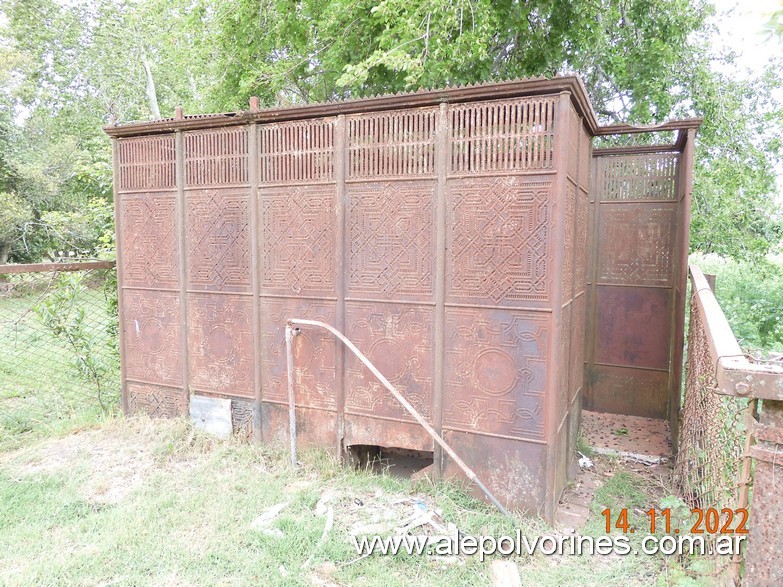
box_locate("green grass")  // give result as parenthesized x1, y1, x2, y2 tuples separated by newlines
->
(0, 281, 120, 451)
(0, 417, 694, 587)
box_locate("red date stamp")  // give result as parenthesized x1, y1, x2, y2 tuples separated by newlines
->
(601, 508, 749, 535)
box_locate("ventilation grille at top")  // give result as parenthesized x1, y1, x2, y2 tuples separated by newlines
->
(600, 153, 680, 201)
(347, 109, 437, 178)
(258, 119, 335, 184)
(185, 127, 248, 186)
(117, 135, 176, 191)
(449, 97, 557, 174)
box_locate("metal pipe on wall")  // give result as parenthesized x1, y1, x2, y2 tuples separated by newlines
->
(285, 317, 513, 519)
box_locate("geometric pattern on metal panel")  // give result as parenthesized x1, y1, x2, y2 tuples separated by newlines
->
(559, 303, 572, 424)
(347, 109, 436, 178)
(569, 293, 586, 401)
(117, 135, 176, 192)
(578, 125, 591, 190)
(260, 184, 336, 296)
(120, 193, 179, 289)
(345, 302, 433, 422)
(187, 189, 251, 292)
(260, 298, 336, 410)
(348, 181, 435, 300)
(449, 97, 557, 174)
(598, 204, 676, 286)
(443, 308, 548, 441)
(231, 398, 255, 440)
(187, 293, 254, 398)
(126, 382, 187, 418)
(448, 176, 552, 305)
(562, 181, 576, 303)
(599, 154, 679, 201)
(185, 127, 248, 187)
(574, 189, 588, 294)
(122, 290, 182, 386)
(258, 119, 334, 184)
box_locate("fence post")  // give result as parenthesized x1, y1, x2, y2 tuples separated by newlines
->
(745, 400, 783, 584)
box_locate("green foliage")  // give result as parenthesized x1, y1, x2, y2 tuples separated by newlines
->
(0, 191, 32, 246)
(34, 272, 116, 410)
(691, 254, 783, 352)
(0, 0, 781, 262)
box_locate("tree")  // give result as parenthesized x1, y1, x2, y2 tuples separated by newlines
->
(1, 0, 781, 262)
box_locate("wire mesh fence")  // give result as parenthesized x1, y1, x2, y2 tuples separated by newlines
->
(674, 278, 756, 581)
(0, 263, 120, 449)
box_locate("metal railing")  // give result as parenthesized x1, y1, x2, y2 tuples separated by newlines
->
(675, 265, 783, 584)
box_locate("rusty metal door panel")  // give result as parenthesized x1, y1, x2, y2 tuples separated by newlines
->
(586, 152, 683, 419)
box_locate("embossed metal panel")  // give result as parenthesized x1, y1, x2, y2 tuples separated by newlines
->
(586, 151, 685, 420)
(442, 308, 548, 442)
(110, 81, 696, 522)
(446, 176, 554, 307)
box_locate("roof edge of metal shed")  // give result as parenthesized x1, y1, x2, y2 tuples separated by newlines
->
(103, 75, 601, 138)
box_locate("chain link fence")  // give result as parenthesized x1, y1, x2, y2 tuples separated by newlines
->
(674, 270, 758, 582)
(0, 263, 120, 449)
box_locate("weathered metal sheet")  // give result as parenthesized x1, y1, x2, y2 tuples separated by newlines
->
(186, 188, 251, 293)
(586, 364, 669, 419)
(187, 293, 254, 397)
(126, 382, 187, 418)
(442, 308, 549, 442)
(344, 302, 435, 429)
(122, 289, 183, 386)
(441, 431, 548, 515)
(594, 285, 672, 371)
(110, 81, 697, 521)
(446, 175, 555, 308)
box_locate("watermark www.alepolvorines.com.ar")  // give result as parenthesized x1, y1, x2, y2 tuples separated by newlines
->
(352, 529, 747, 562)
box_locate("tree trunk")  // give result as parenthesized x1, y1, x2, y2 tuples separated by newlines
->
(0, 240, 12, 265)
(142, 55, 161, 120)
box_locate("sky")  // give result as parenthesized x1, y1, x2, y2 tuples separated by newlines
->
(710, 0, 781, 75)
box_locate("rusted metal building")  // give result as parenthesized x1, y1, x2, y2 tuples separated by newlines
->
(104, 76, 699, 521)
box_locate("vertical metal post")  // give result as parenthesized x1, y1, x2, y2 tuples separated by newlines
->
(544, 91, 572, 522)
(175, 130, 191, 405)
(432, 102, 448, 478)
(111, 138, 129, 414)
(335, 115, 347, 458)
(745, 401, 783, 584)
(285, 325, 298, 468)
(249, 120, 263, 442)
